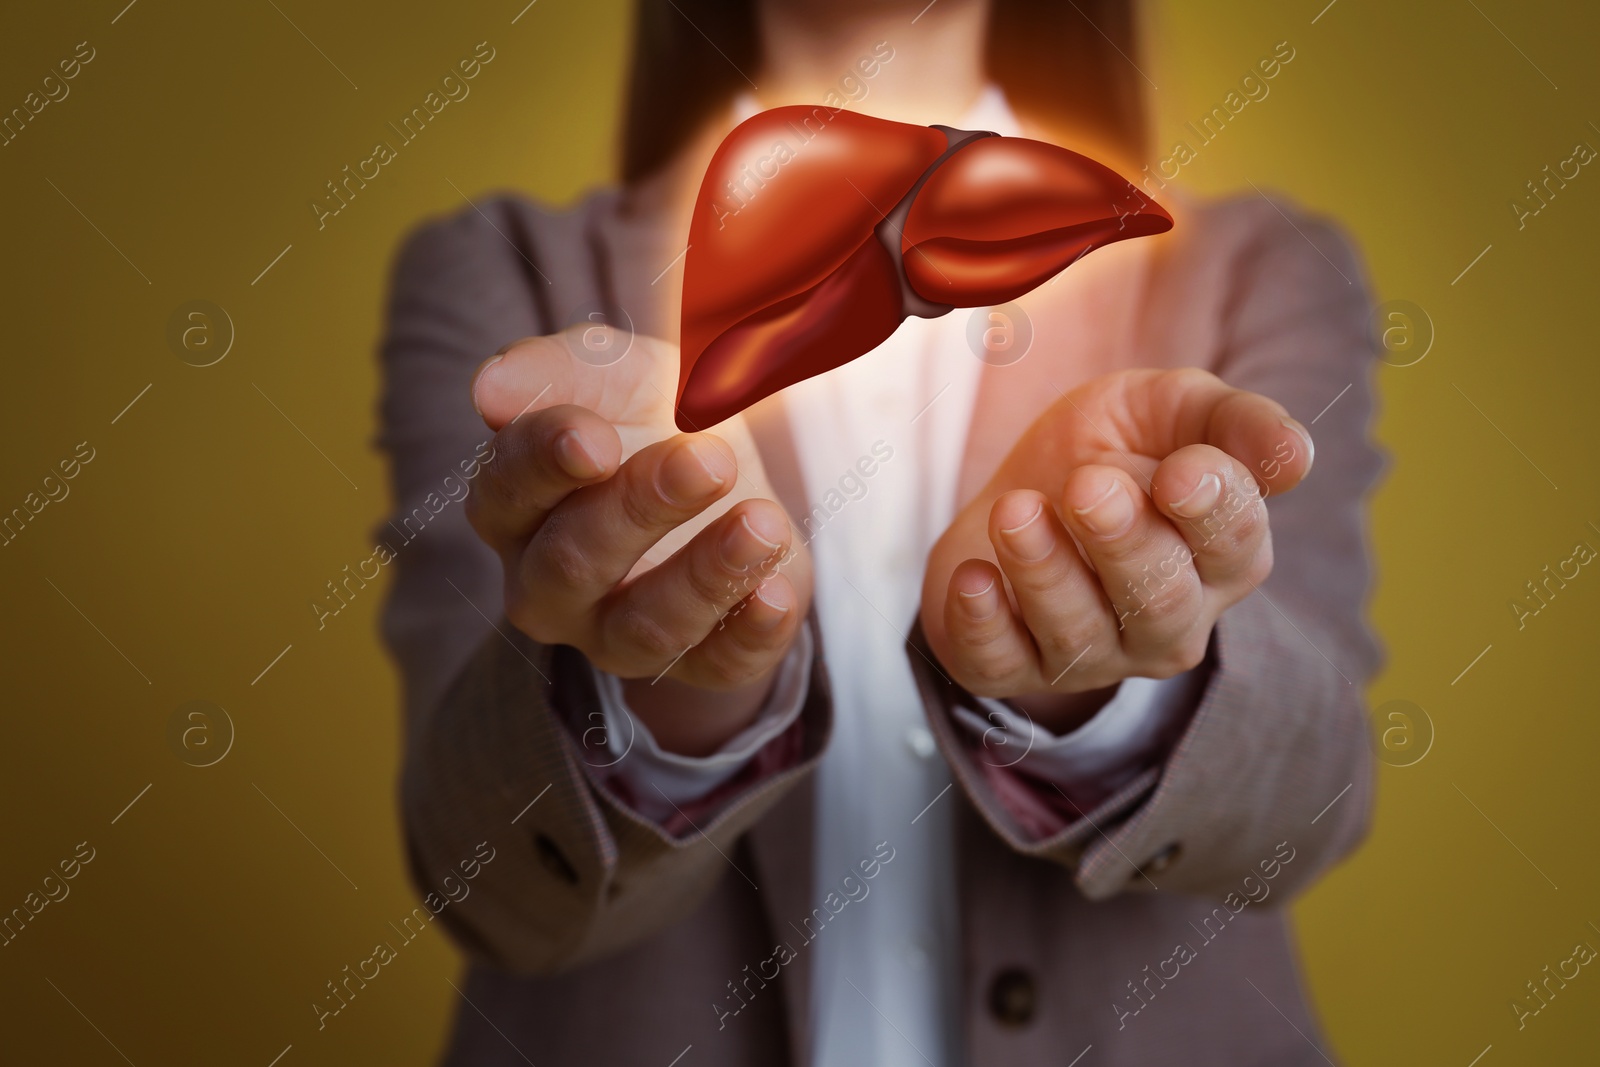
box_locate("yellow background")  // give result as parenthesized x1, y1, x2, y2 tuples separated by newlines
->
(1, 1, 1595, 1063)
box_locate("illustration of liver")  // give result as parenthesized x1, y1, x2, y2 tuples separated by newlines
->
(675, 106, 1173, 430)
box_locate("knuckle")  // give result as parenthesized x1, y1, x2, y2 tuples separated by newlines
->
(1240, 548, 1275, 588)
(1011, 557, 1072, 593)
(1159, 631, 1211, 676)
(1192, 496, 1272, 581)
(505, 594, 558, 646)
(616, 471, 667, 533)
(686, 554, 742, 606)
(725, 593, 793, 649)
(1116, 571, 1192, 625)
(696, 645, 762, 690)
(484, 469, 548, 528)
(1214, 498, 1265, 551)
(949, 621, 1002, 656)
(1037, 620, 1100, 664)
(1168, 366, 1218, 394)
(957, 650, 1027, 695)
(1140, 580, 1197, 623)
(1180, 508, 1231, 550)
(608, 603, 682, 663)
(536, 522, 605, 591)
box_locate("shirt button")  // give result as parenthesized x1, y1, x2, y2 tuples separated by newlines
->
(987, 967, 1036, 1028)
(905, 725, 936, 759)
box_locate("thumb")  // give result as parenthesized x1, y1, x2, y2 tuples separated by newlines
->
(1105, 368, 1314, 493)
(471, 334, 581, 432)
(472, 326, 672, 433)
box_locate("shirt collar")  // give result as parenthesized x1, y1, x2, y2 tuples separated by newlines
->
(731, 83, 1021, 136)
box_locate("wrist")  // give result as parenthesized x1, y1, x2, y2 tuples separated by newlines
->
(1006, 683, 1122, 735)
(619, 664, 782, 757)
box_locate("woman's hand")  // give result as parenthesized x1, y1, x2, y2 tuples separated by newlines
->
(920, 368, 1314, 733)
(467, 326, 813, 756)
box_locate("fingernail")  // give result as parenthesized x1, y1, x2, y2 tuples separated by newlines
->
(957, 576, 1000, 620)
(658, 437, 728, 505)
(749, 583, 790, 629)
(553, 429, 604, 480)
(470, 354, 504, 419)
(1168, 472, 1221, 519)
(1281, 416, 1315, 474)
(720, 513, 785, 570)
(1000, 503, 1054, 562)
(743, 512, 784, 552)
(1072, 480, 1134, 538)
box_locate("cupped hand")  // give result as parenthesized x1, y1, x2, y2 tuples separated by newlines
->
(920, 367, 1313, 729)
(467, 325, 813, 753)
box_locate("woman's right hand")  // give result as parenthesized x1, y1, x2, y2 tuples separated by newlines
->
(466, 326, 813, 756)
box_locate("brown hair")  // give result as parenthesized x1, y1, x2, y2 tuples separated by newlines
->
(619, 0, 1148, 185)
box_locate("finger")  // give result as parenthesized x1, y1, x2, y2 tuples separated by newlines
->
(1104, 368, 1315, 491)
(673, 573, 804, 690)
(1204, 388, 1315, 495)
(986, 490, 1118, 685)
(596, 498, 792, 670)
(467, 404, 622, 552)
(1150, 444, 1274, 590)
(1059, 465, 1209, 675)
(940, 558, 1042, 697)
(519, 432, 734, 618)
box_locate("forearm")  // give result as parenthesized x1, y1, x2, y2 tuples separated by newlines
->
(404, 623, 830, 974)
(910, 594, 1372, 902)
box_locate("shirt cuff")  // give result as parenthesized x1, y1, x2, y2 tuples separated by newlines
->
(950, 668, 1207, 803)
(585, 625, 814, 825)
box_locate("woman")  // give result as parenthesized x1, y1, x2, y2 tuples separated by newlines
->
(379, 1, 1382, 1063)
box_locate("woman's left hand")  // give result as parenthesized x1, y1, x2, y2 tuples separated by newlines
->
(920, 368, 1316, 731)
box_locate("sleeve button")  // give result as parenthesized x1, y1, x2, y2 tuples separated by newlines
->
(987, 967, 1036, 1027)
(1136, 842, 1182, 881)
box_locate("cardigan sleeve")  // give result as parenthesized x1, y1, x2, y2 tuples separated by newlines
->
(379, 199, 833, 975)
(907, 195, 1385, 905)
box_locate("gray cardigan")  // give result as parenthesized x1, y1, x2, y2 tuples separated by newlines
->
(379, 166, 1384, 1065)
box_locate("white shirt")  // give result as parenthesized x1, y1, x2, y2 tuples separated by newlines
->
(590, 87, 1199, 1065)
